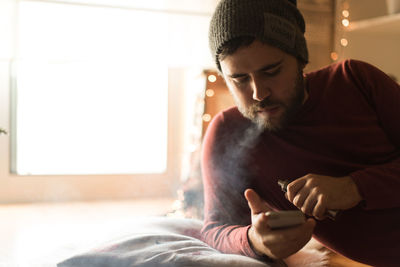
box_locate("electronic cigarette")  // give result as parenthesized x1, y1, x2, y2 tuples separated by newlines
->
(278, 179, 340, 220)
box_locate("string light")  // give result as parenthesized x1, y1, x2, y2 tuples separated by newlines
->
(342, 18, 350, 27)
(202, 114, 212, 122)
(208, 75, 217, 83)
(332, 0, 350, 62)
(205, 89, 215, 97)
(330, 52, 338, 61)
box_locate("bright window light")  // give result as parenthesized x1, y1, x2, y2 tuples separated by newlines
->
(13, 1, 168, 175)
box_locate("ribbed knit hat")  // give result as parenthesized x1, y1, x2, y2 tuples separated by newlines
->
(209, 0, 308, 71)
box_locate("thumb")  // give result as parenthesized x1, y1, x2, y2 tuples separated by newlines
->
(244, 189, 272, 214)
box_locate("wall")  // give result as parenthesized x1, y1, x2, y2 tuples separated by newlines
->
(335, 0, 400, 80)
(299, 0, 335, 72)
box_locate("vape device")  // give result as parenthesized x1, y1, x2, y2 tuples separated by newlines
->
(278, 179, 340, 220)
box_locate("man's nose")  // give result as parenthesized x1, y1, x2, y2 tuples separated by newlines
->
(251, 78, 271, 101)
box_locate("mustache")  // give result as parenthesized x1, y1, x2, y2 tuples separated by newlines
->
(256, 98, 282, 109)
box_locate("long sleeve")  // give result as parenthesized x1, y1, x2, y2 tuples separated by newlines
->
(343, 60, 400, 210)
(200, 111, 259, 258)
(199, 60, 400, 266)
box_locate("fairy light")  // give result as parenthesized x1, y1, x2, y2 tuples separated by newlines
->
(342, 18, 350, 27)
(330, 52, 338, 61)
(205, 89, 215, 97)
(332, 1, 350, 62)
(208, 75, 217, 83)
(202, 114, 212, 122)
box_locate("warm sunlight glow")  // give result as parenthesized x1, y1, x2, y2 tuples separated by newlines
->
(14, 1, 168, 174)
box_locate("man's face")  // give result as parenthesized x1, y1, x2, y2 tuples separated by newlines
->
(220, 40, 307, 132)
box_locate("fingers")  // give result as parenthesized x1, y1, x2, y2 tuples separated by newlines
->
(313, 195, 327, 220)
(292, 191, 326, 219)
(245, 191, 270, 255)
(273, 217, 315, 237)
(244, 189, 262, 214)
(253, 212, 271, 235)
(244, 189, 272, 214)
(300, 191, 318, 215)
(274, 218, 316, 250)
(287, 178, 310, 213)
(261, 218, 316, 259)
(286, 178, 306, 202)
(286, 177, 327, 219)
(292, 187, 309, 209)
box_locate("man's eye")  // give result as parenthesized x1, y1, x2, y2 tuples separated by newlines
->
(233, 76, 249, 84)
(264, 68, 281, 76)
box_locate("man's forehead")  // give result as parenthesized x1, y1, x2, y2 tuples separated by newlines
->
(220, 41, 286, 76)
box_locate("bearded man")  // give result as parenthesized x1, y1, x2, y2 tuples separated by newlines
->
(201, 0, 400, 266)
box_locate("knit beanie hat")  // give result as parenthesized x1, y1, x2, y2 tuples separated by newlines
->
(209, 0, 308, 71)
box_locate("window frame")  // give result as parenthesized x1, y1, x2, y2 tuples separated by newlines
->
(0, 0, 211, 202)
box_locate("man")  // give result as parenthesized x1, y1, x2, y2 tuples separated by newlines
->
(201, 0, 400, 266)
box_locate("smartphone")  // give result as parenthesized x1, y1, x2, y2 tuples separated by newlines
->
(265, 210, 306, 229)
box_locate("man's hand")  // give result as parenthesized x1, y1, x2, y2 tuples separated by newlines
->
(244, 189, 316, 259)
(286, 174, 363, 220)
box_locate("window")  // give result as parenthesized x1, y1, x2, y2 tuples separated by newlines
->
(0, 0, 213, 201)
(12, 1, 170, 175)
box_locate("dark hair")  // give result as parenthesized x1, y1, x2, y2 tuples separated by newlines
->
(218, 36, 256, 62)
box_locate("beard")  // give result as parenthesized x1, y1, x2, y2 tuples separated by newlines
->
(236, 69, 305, 132)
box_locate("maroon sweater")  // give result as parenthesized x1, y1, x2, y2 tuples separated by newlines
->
(201, 60, 400, 266)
